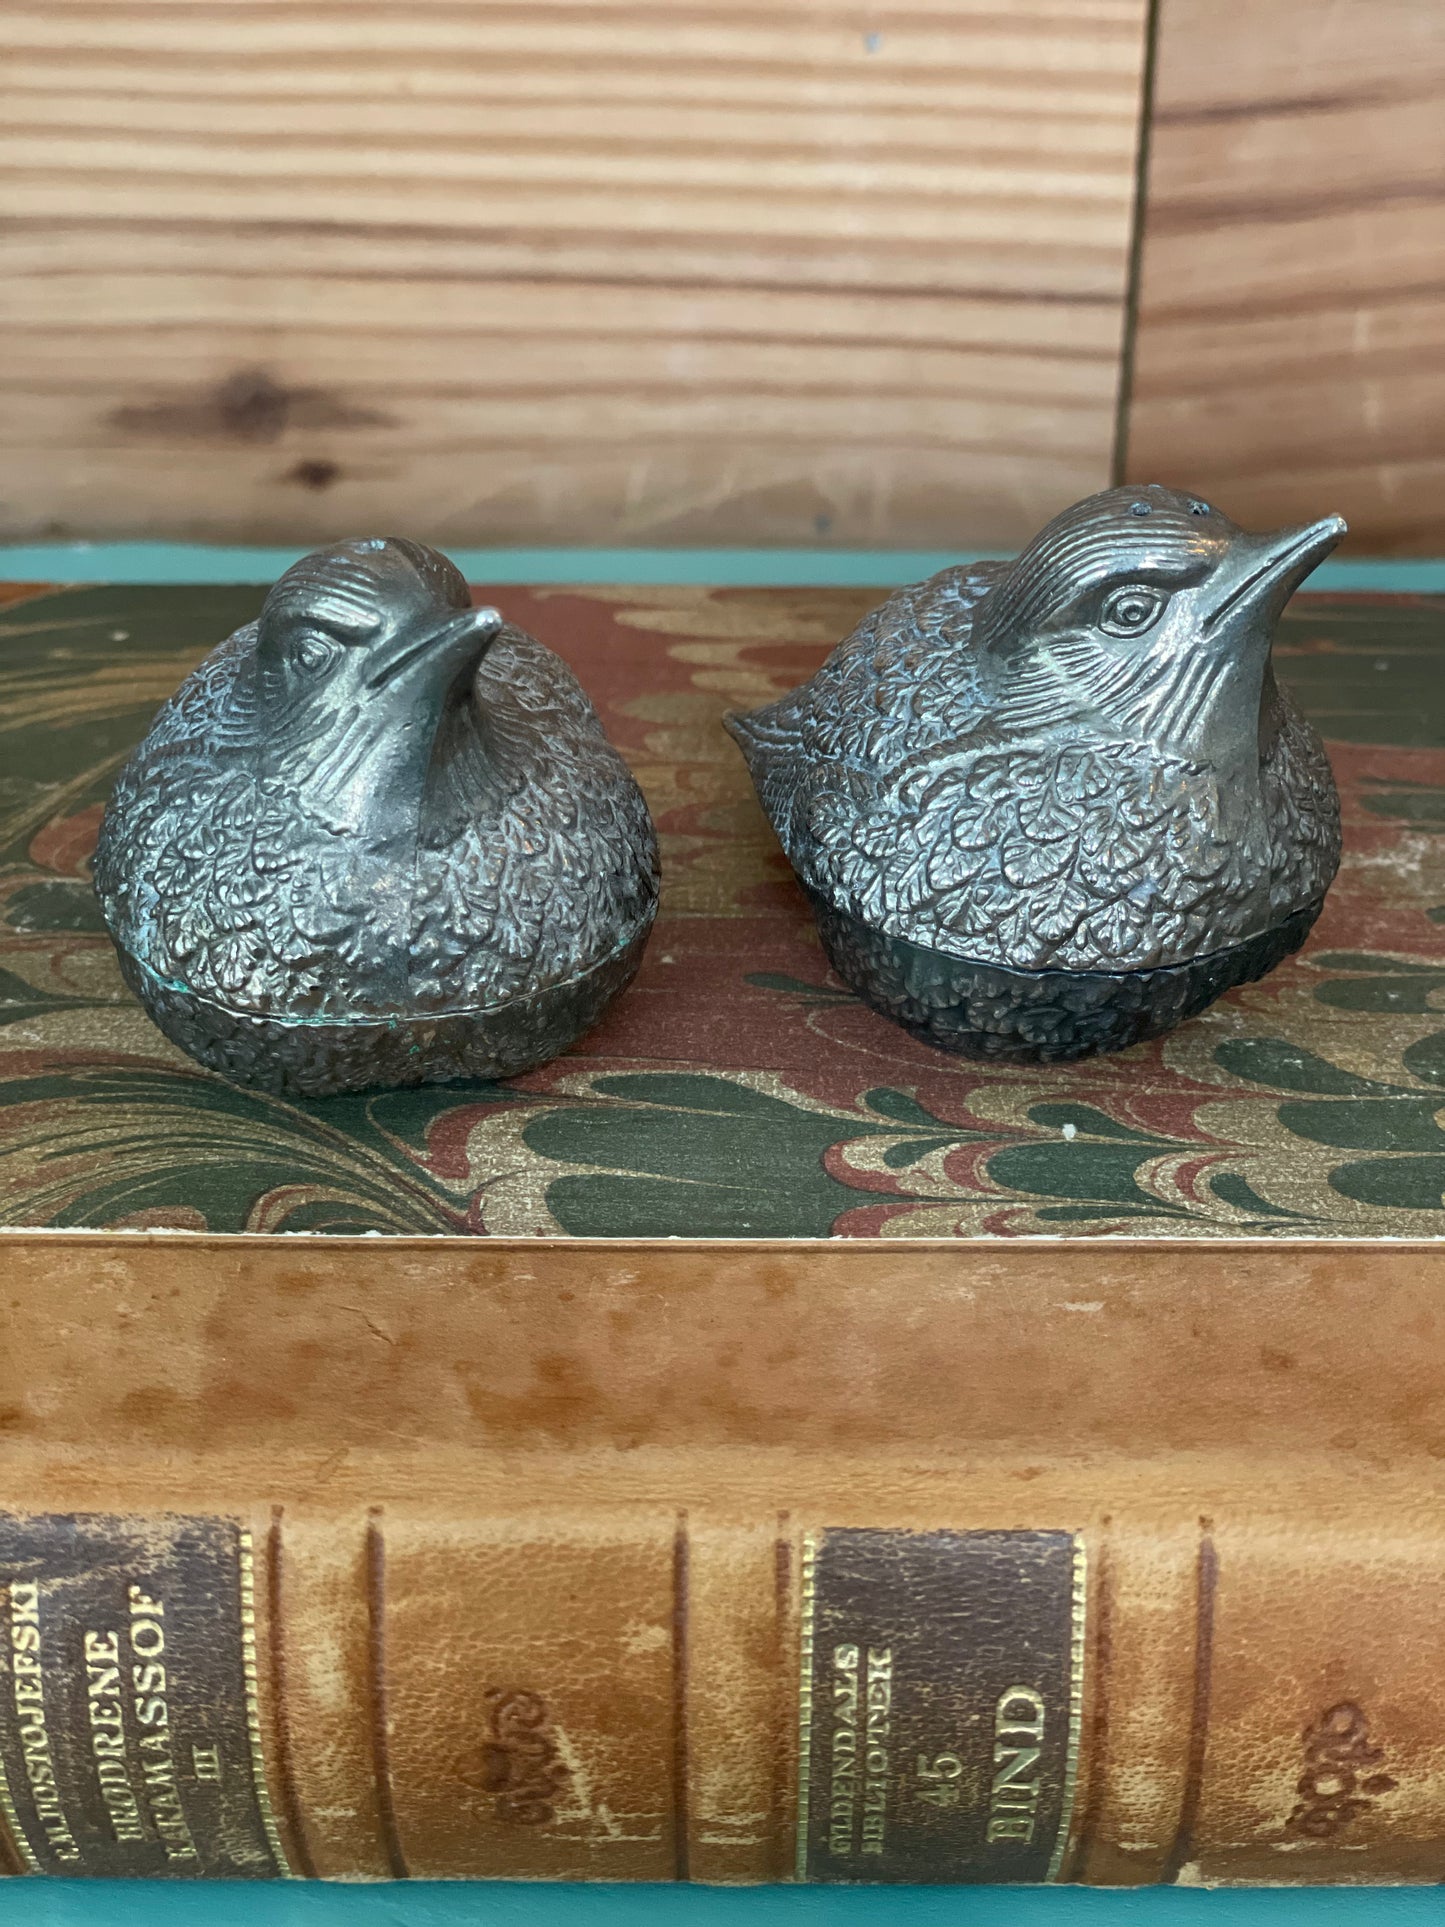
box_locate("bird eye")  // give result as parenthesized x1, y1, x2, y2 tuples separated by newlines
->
(294, 631, 340, 675)
(1099, 584, 1167, 638)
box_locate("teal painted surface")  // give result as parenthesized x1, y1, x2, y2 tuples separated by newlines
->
(2, 544, 1445, 591)
(9, 548, 1443, 1921)
(3, 546, 986, 585)
(21, 1885, 1445, 1926)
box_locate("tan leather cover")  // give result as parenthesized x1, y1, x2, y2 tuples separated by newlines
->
(1, 1234, 1444, 1885)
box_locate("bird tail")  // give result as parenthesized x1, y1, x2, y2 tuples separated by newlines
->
(722, 705, 763, 762)
(723, 701, 802, 772)
(724, 703, 809, 840)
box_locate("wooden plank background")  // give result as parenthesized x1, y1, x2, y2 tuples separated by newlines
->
(1127, 0, 1445, 555)
(0, 0, 1440, 552)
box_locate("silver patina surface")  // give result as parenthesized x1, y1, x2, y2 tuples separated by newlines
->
(94, 538, 659, 1096)
(727, 485, 1343, 1061)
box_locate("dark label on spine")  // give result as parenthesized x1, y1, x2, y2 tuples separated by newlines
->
(0, 1513, 289, 1878)
(797, 1528, 1085, 1884)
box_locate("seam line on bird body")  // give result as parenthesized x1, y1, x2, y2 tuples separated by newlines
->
(124, 913, 659, 1031)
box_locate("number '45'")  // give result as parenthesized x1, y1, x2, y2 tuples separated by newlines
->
(914, 1752, 963, 1808)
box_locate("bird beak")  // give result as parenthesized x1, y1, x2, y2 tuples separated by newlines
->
(1201, 514, 1347, 643)
(366, 604, 504, 692)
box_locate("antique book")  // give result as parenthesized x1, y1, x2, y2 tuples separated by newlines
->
(1, 580, 1443, 1886)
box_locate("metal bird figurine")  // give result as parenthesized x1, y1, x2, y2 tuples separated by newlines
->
(94, 538, 659, 1096)
(727, 485, 1344, 1061)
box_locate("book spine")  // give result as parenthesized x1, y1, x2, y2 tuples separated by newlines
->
(0, 1487, 1441, 1884)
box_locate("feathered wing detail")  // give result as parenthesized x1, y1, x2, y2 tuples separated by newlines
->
(96, 632, 281, 1010)
(729, 562, 1340, 975)
(92, 624, 253, 909)
(797, 738, 1269, 973)
(1262, 682, 1342, 923)
(96, 626, 396, 1016)
(409, 627, 658, 1012)
(726, 563, 1003, 851)
(95, 622, 659, 1022)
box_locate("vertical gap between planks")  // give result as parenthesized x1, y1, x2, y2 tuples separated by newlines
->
(1111, 0, 1165, 487)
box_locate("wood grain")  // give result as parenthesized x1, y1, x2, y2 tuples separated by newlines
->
(1125, 0, 1445, 553)
(0, 1, 1147, 548)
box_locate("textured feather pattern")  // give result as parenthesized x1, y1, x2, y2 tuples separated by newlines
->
(729, 566, 1340, 973)
(94, 622, 659, 1021)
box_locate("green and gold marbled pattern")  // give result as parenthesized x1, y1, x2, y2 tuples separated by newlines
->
(2, 579, 1443, 1239)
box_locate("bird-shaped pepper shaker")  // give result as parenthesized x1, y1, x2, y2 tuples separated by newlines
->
(727, 485, 1343, 1061)
(94, 538, 659, 1096)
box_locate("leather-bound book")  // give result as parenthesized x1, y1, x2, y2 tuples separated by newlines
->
(1, 579, 1443, 1886)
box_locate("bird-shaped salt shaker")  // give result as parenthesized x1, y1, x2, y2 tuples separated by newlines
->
(94, 538, 659, 1096)
(727, 485, 1344, 1061)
